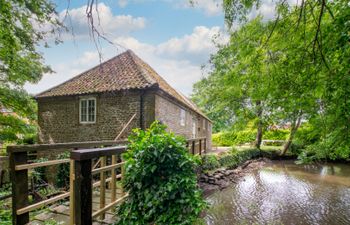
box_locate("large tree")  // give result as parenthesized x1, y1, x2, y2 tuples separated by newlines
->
(0, 0, 61, 143)
(192, 0, 350, 157)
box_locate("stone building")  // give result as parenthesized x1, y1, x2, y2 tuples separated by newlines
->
(36, 50, 212, 149)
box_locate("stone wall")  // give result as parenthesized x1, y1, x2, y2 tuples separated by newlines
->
(154, 94, 212, 150)
(37, 90, 155, 143)
(37, 89, 211, 150)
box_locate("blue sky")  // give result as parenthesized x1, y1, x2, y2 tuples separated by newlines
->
(24, 0, 276, 96)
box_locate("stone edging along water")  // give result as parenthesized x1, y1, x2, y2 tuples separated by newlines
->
(198, 158, 268, 197)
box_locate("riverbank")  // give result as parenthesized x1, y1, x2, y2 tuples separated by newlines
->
(199, 158, 269, 196)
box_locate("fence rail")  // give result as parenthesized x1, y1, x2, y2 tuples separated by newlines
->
(7, 137, 207, 225)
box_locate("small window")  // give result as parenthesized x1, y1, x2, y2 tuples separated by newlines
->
(192, 118, 196, 138)
(80, 98, 96, 123)
(180, 109, 186, 126)
(203, 119, 206, 130)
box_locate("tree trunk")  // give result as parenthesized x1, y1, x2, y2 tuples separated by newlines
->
(255, 100, 263, 149)
(281, 116, 302, 155)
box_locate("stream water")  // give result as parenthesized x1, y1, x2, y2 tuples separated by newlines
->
(205, 160, 350, 225)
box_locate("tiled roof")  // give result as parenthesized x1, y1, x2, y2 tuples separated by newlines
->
(36, 50, 210, 121)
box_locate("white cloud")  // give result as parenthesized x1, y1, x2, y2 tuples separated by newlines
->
(176, 0, 222, 16)
(25, 26, 226, 96)
(60, 3, 146, 40)
(118, 0, 129, 8)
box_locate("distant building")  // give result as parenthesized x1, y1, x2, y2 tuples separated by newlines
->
(35, 50, 212, 149)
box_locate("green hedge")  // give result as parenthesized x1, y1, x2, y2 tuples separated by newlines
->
(201, 149, 261, 171)
(213, 129, 290, 147)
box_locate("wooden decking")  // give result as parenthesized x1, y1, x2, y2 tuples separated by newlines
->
(29, 189, 124, 225)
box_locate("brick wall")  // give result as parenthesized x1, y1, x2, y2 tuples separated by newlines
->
(37, 89, 211, 150)
(37, 91, 155, 143)
(154, 94, 212, 150)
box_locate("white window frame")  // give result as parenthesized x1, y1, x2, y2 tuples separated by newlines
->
(180, 108, 186, 126)
(79, 97, 96, 124)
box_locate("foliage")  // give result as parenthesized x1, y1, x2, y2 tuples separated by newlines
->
(56, 151, 70, 189)
(193, 0, 350, 160)
(212, 132, 236, 146)
(0, 207, 11, 225)
(32, 157, 48, 182)
(264, 130, 289, 141)
(117, 121, 206, 225)
(201, 154, 220, 171)
(0, 0, 62, 144)
(201, 149, 261, 171)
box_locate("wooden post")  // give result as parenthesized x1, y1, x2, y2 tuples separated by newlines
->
(191, 141, 195, 155)
(111, 155, 117, 205)
(74, 159, 92, 225)
(10, 151, 29, 225)
(69, 160, 75, 225)
(121, 158, 125, 195)
(199, 140, 202, 155)
(99, 156, 106, 220)
(204, 138, 207, 154)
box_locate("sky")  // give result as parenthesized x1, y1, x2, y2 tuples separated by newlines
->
(24, 0, 277, 96)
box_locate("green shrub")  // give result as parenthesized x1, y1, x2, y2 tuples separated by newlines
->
(117, 121, 206, 225)
(232, 130, 256, 145)
(218, 153, 239, 169)
(212, 131, 236, 146)
(264, 129, 289, 140)
(202, 149, 262, 170)
(201, 154, 220, 171)
(56, 151, 70, 189)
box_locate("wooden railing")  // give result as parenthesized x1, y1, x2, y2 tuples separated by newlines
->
(7, 140, 127, 225)
(70, 146, 128, 224)
(7, 137, 207, 225)
(186, 137, 207, 155)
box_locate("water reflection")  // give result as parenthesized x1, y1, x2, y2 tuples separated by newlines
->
(205, 161, 350, 225)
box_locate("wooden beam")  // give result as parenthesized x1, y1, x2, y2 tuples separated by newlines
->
(69, 160, 75, 225)
(92, 174, 121, 188)
(74, 159, 92, 225)
(15, 159, 70, 171)
(7, 139, 127, 153)
(10, 151, 29, 225)
(91, 162, 124, 175)
(99, 156, 106, 220)
(114, 113, 137, 141)
(17, 192, 70, 215)
(92, 194, 128, 218)
(111, 155, 117, 208)
(71, 146, 127, 161)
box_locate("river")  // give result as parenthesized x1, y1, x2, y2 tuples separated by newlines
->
(205, 160, 350, 225)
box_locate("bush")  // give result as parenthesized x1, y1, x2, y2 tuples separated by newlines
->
(212, 131, 236, 146)
(117, 121, 206, 225)
(201, 154, 220, 171)
(264, 129, 289, 140)
(232, 130, 256, 145)
(56, 152, 70, 189)
(200, 148, 262, 171)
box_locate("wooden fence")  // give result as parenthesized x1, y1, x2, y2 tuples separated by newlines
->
(7, 137, 206, 225)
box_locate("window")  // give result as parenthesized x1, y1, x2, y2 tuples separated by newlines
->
(180, 109, 186, 126)
(192, 118, 196, 138)
(203, 119, 206, 130)
(80, 98, 96, 123)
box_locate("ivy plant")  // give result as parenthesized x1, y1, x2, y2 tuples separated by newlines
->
(116, 121, 206, 225)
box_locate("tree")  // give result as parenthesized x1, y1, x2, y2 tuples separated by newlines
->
(193, 0, 350, 158)
(192, 18, 271, 149)
(0, 0, 62, 144)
